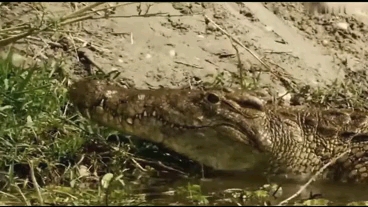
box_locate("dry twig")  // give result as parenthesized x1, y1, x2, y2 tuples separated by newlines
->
(204, 14, 296, 91)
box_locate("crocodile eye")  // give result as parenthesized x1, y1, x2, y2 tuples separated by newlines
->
(206, 93, 220, 104)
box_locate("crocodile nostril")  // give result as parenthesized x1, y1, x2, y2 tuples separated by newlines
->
(206, 93, 220, 104)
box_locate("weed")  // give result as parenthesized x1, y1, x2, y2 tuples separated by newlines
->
(0, 52, 153, 205)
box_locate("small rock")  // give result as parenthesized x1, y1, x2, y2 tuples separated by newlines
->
(321, 39, 329, 46)
(351, 31, 360, 39)
(206, 22, 217, 32)
(1, 52, 28, 67)
(281, 93, 291, 105)
(77, 165, 91, 177)
(169, 50, 176, 57)
(265, 26, 274, 32)
(335, 22, 349, 30)
(290, 94, 305, 106)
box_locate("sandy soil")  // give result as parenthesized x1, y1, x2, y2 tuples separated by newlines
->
(2, 2, 368, 96)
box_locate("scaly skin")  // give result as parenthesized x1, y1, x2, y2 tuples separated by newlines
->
(68, 79, 268, 171)
(258, 105, 368, 183)
(69, 79, 368, 183)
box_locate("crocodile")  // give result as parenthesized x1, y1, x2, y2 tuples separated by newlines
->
(68, 78, 269, 171)
(68, 79, 368, 183)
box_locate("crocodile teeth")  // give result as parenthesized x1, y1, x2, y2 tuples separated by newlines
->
(99, 99, 105, 107)
(137, 94, 145, 100)
(84, 109, 91, 119)
(152, 111, 156, 116)
(126, 118, 133, 125)
(143, 111, 148, 116)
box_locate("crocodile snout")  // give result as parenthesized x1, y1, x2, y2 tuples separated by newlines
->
(68, 79, 105, 109)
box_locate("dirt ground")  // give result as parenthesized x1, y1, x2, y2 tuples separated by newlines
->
(2, 2, 368, 96)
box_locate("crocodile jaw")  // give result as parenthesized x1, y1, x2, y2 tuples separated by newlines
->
(68, 79, 267, 171)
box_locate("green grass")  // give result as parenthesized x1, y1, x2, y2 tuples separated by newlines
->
(0, 52, 155, 205)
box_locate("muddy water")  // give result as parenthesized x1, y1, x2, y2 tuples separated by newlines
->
(141, 170, 368, 205)
(201, 172, 368, 204)
(122, 138, 368, 204)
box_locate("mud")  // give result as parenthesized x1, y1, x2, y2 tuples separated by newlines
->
(2, 2, 368, 94)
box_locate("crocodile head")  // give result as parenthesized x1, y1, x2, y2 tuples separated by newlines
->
(68, 79, 270, 171)
(68, 79, 368, 182)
